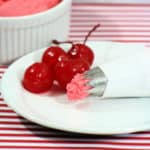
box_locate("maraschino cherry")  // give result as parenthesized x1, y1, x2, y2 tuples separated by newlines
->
(53, 24, 100, 66)
(68, 24, 100, 66)
(42, 46, 67, 69)
(22, 62, 54, 93)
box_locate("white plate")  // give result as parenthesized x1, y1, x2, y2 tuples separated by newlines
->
(1, 41, 150, 135)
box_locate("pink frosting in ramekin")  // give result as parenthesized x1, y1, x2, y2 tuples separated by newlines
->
(0, 0, 60, 17)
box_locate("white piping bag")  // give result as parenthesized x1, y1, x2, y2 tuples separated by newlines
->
(67, 49, 150, 100)
(101, 50, 150, 98)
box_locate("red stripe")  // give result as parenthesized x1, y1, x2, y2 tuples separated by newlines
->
(0, 104, 8, 107)
(0, 116, 20, 119)
(1, 133, 150, 140)
(0, 146, 100, 149)
(0, 147, 147, 150)
(0, 146, 133, 149)
(0, 121, 34, 125)
(109, 40, 150, 43)
(68, 38, 150, 43)
(69, 35, 150, 38)
(73, 3, 150, 7)
(57, 148, 150, 150)
(0, 71, 4, 74)
(0, 133, 66, 137)
(71, 24, 150, 28)
(0, 109, 15, 113)
(70, 29, 150, 33)
(72, 14, 150, 18)
(0, 127, 50, 131)
(0, 66, 7, 69)
(0, 133, 75, 137)
(72, 9, 150, 13)
(0, 139, 150, 145)
(71, 19, 150, 23)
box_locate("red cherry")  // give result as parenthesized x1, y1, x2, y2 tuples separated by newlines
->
(42, 46, 67, 69)
(68, 43, 94, 66)
(22, 62, 54, 93)
(54, 58, 90, 89)
(53, 24, 100, 66)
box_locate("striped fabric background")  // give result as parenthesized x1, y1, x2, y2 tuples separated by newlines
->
(69, 2, 150, 44)
(0, 1, 150, 150)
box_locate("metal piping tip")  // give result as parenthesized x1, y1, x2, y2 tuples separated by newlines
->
(84, 67, 108, 97)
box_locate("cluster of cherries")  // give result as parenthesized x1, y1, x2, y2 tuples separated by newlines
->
(22, 24, 100, 93)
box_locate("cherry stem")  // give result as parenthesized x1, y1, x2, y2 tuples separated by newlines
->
(83, 24, 100, 44)
(52, 24, 100, 46)
(52, 40, 74, 45)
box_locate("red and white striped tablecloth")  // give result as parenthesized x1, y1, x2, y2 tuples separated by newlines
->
(0, 2, 150, 150)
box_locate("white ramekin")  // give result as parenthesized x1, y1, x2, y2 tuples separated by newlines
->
(0, 0, 72, 65)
